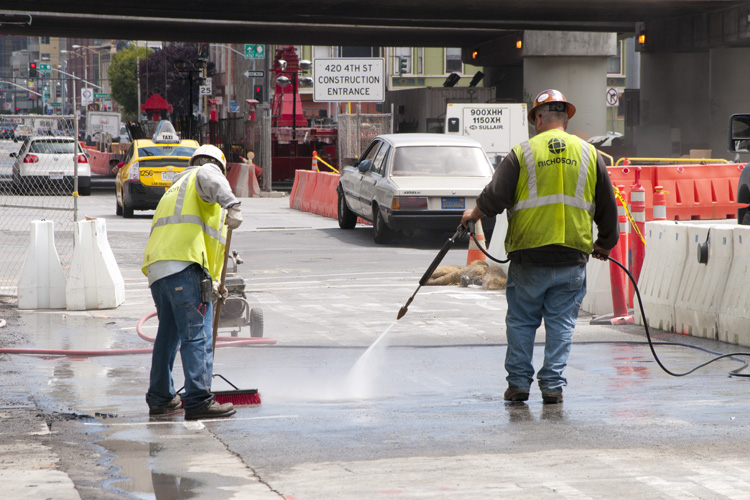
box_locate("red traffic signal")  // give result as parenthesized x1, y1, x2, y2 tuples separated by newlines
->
(29, 62, 37, 77)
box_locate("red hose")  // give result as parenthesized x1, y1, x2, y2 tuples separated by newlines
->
(0, 311, 276, 357)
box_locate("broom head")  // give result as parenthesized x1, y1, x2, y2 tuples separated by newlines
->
(214, 389, 261, 406)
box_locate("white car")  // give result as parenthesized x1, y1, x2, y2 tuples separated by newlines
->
(10, 136, 91, 196)
(337, 133, 495, 243)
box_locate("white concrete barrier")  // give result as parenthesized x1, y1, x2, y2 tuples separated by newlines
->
(634, 222, 688, 332)
(718, 225, 750, 345)
(65, 218, 125, 310)
(17, 220, 66, 310)
(581, 257, 613, 316)
(486, 214, 509, 276)
(673, 224, 734, 339)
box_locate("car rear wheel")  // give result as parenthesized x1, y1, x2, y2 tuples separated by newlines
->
(78, 180, 91, 196)
(338, 189, 357, 229)
(373, 206, 393, 244)
(122, 194, 134, 218)
(115, 197, 122, 216)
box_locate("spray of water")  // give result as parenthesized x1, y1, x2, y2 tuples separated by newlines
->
(345, 320, 398, 399)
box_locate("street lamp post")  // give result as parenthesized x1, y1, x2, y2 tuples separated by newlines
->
(174, 59, 204, 141)
(72, 45, 104, 109)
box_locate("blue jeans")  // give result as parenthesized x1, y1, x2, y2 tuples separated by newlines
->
(146, 264, 214, 412)
(504, 262, 587, 394)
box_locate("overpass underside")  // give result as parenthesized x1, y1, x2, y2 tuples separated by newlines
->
(3, 1, 750, 158)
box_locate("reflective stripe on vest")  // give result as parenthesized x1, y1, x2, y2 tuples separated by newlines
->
(505, 130, 598, 254)
(149, 172, 226, 245)
(513, 137, 594, 215)
(142, 169, 227, 279)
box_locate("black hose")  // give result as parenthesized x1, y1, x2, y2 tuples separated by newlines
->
(607, 256, 750, 378)
(466, 219, 509, 264)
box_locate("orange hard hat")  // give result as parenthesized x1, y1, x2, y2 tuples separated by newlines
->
(528, 89, 576, 121)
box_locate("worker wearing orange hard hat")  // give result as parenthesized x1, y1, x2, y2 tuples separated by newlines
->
(462, 89, 618, 405)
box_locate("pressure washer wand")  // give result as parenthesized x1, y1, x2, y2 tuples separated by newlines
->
(397, 222, 472, 320)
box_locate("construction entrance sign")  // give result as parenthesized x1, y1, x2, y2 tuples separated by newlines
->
(313, 58, 385, 102)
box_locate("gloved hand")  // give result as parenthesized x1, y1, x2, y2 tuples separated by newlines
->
(212, 281, 228, 301)
(592, 242, 610, 261)
(226, 204, 243, 229)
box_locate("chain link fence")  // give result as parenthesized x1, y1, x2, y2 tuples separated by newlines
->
(199, 117, 248, 162)
(337, 110, 392, 168)
(0, 115, 81, 302)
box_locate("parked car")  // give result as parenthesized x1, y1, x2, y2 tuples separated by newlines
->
(114, 121, 199, 218)
(10, 135, 91, 195)
(337, 133, 495, 243)
(0, 122, 16, 140)
(14, 124, 32, 142)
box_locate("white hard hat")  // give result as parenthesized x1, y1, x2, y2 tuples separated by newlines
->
(189, 144, 227, 172)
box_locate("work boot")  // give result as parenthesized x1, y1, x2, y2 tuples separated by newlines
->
(184, 400, 236, 421)
(148, 394, 182, 416)
(504, 387, 529, 402)
(542, 392, 563, 405)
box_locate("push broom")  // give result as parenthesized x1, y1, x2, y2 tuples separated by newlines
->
(211, 226, 261, 406)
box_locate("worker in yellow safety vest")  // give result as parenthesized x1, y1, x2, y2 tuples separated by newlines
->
(461, 89, 619, 405)
(142, 144, 243, 421)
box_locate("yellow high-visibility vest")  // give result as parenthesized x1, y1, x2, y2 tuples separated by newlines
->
(506, 129, 598, 254)
(142, 169, 227, 279)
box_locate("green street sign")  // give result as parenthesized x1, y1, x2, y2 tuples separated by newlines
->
(94, 93, 110, 99)
(244, 44, 265, 59)
(39, 63, 51, 72)
(49, 102, 62, 108)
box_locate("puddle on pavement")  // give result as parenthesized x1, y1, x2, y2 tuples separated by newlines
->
(102, 439, 201, 499)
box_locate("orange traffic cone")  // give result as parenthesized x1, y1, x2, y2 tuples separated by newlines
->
(312, 151, 319, 172)
(466, 219, 487, 265)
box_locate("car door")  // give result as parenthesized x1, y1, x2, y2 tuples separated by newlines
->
(345, 140, 382, 215)
(358, 142, 391, 221)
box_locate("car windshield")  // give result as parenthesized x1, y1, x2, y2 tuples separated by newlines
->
(138, 145, 196, 158)
(29, 139, 76, 154)
(391, 146, 491, 177)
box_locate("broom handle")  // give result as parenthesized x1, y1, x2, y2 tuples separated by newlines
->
(212, 227, 233, 350)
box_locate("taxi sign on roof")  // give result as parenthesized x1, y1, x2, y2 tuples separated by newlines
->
(313, 58, 384, 103)
(151, 120, 180, 144)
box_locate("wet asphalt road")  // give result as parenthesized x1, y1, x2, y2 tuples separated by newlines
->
(2, 191, 750, 499)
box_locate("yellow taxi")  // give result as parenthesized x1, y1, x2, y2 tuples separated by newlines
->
(114, 121, 199, 217)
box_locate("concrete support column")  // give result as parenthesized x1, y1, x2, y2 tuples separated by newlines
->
(637, 52, 709, 157)
(522, 31, 616, 139)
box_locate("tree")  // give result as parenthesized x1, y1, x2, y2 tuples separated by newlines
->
(109, 44, 152, 119)
(143, 43, 213, 120)
(109, 42, 210, 122)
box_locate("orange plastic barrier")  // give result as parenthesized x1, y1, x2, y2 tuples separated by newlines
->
(299, 171, 318, 213)
(289, 170, 303, 209)
(607, 163, 744, 220)
(309, 172, 328, 216)
(225, 162, 260, 198)
(289, 170, 369, 225)
(322, 174, 340, 218)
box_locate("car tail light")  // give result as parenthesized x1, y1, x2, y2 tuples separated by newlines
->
(77, 153, 88, 163)
(23, 154, 39, 163)
(392, 196, 428, 210)
(128, 162, 140, 181)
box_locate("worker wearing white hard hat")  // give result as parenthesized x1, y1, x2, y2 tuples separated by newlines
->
(141, 143, 242, 421)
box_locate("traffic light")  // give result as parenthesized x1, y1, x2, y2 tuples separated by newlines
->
(254, 85, 263, 102)
(399, 57, 408, 75)
(443, 72, 460, 88)
(469, 71, 484, 88)
(29, 62, 37, 77)
(198, 42, 209, 60)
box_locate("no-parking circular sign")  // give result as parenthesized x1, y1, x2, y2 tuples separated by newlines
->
(606, 87, 619, 107)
